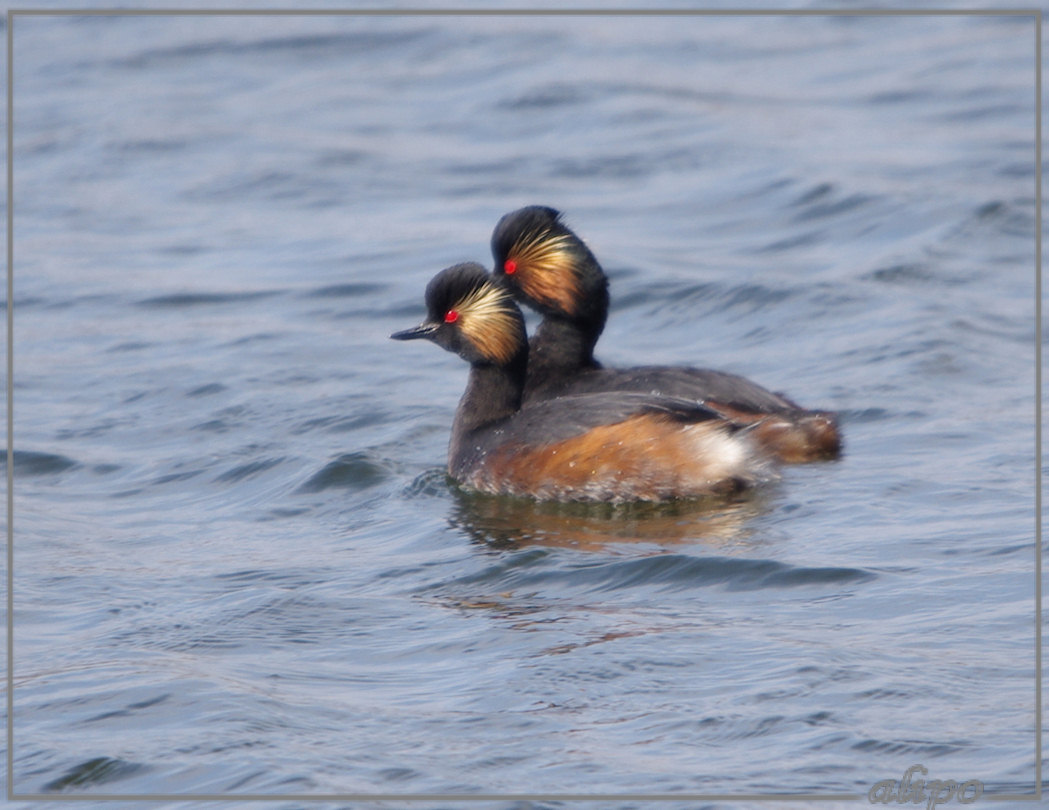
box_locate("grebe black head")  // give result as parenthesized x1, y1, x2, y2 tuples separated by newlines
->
(486, 206, 843, 463)
(391, 262, 527, 369)
(491, 205, 608, 334)
(392, 262, 773, 502)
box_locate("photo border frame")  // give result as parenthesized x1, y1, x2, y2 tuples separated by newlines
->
(5, 6, 1042, 803)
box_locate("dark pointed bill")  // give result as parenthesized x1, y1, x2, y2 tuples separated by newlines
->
(390, 322, 439, 341)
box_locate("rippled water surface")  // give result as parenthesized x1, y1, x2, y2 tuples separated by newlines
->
(6, 9, 1041, 808)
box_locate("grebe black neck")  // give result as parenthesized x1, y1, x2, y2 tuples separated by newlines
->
(450, 346, 527, 447)
(524, 315, 602, 398)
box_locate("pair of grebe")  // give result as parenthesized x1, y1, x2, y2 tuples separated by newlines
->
(392, 206, 841, 503)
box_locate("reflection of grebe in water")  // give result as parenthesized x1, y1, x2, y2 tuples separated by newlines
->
(447, 483, 773, 552)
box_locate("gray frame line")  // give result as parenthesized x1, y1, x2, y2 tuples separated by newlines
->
(8, 792, 862, 803)
(5, 6, 12, 807)
(3, 6, 1044, 15)
(5, 6, 1043, 804)
(1034, 8, 1043, 804)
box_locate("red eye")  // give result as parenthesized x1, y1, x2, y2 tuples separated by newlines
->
(504, 259, 517, 274)
(444, 310, 459, 323)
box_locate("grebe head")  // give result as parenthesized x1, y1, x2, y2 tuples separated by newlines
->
(391, 262, 527, 367)
(491, 206, 609, 331)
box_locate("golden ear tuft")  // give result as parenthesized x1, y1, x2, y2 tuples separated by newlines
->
(506, 230, 581, 317)
(453, 281, 522, 365)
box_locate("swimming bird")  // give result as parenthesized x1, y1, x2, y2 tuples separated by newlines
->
(392, 262, 773, 502)
(490, 205, 842, 463)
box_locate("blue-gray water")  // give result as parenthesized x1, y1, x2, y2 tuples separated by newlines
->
(6, 9, 1042, 809)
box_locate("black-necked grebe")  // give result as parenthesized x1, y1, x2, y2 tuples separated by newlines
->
(391, 262, 773, 503)
(490, 205, 842, 463)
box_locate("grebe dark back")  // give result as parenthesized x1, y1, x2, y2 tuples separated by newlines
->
(490, 205, 842, 463)
(392, 263, 773, 503)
